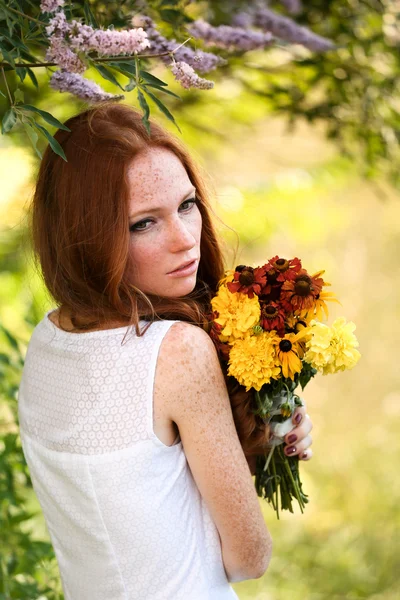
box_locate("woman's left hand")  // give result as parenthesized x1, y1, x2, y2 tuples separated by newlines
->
(283, 403, 313, 461)
(246, 403, 313, 476)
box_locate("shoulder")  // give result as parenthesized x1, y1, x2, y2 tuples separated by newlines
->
(160, 321, 219, 367)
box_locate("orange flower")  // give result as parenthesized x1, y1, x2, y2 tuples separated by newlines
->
(227, 265, 267, 298)
(261, 256, 302, 296)
(280, 268, 326, 313)
(260, 301, 286, 335)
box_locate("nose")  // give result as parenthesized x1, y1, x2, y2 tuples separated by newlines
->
(167, 215, 197, 253)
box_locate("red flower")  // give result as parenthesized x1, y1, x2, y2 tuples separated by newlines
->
(280, 268, 325, 312)
(260, 301, 286, 335)
(264, 256, 302, 285)
(227, 265, 267, 299)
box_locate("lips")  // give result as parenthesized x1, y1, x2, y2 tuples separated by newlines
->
(168, 259, 197, 274)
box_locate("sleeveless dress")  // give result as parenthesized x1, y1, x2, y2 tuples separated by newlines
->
(17, 310, 240, 600)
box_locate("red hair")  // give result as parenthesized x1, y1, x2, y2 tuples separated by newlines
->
(30, 100, 270, 459)
(31, 101, 225, 335)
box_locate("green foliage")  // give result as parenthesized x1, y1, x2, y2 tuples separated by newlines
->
(0, 324, 64, 599)
(0, 1, 399, 185)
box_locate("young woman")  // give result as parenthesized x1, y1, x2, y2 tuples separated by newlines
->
(18, 102, 313, 600)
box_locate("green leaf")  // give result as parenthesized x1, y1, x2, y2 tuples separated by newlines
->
(93, 64, 125, 91)
(22, 120, 42, 160)
(26, 67, 38, 88)
(32, 122, 68, 162)
(137, 88, 151, 135)
(124, 78, 136, 92)
(0, 325, 19, 351)
(0, 47, 15, 68)
(83, 0, 99, 28)
(14, 87, 24, 104)
(143, 88, 181, 133)
(108, 61, 137, 79)
(1, 108, 17, 134)
(140, 70, 168, 87)
(15, 66, 27, 82)
(160, 8, 182, 24)
(19, 104, 71, 131)
(144, 83, 181, 100)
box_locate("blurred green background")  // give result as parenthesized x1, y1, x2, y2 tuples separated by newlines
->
(1, 48, 400, 600)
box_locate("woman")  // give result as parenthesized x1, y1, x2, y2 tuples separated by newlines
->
(18, 102, 313, 599)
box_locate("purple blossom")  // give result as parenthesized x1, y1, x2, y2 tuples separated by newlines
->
(252, 6, 335, 52)
(49, 70, 124, 103)
(170, 60, 214, 90)
(67, 20, 151, 55)
(131, 14, 226, 74)
(40, 0, 64, 14)
(187, 18, 273, 52)
(45, 36, 86, 73)
(45, 10, 70, 37)
(280, 0, 303, 15)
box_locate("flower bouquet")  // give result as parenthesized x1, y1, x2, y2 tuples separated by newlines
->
(207, 256, 361, 519)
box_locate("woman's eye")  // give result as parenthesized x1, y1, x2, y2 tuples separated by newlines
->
(129, 198, 197, 233)
(179, 198, 197, 211)
(129, 219, 152, 232)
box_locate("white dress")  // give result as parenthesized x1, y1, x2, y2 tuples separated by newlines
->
(17, 310, 240, 600)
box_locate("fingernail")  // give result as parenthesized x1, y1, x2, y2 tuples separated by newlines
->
(294, 413, 302, 425)
(285, 445, 296, 455)
(288, 434, 297, 444)
(301, 452, 308, 459)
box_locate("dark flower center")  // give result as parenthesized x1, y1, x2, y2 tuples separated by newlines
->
(235, 265, 246, 272)
(262, 304, 278, 318)
(294, 275, 312, 296)
(279, 339, 293, 352)
(274, 258, 289, 272)
(239, 268, 255, 286)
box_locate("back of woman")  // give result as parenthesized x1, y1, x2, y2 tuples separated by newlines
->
(17, 102, 278, 599)
(19, 311, 242, 599)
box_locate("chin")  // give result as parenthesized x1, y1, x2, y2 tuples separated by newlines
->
(147, 275, 198, 298)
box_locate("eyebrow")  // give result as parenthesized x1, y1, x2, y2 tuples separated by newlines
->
(129, 187, 197, 221)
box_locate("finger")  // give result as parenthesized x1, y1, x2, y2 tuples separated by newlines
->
(285, 413, 313, 445)
(284, 434, 312, 458)
(291, 405, 307, 426)
(299, 448, 313, 461)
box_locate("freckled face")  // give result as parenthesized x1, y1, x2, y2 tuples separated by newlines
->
(126, 147, 202, 298)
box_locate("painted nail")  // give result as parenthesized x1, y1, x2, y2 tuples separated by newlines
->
(301, 452, 308, 459)
(288, 434, 297, 444)
(294, 413, 302, 424)
(285, 445, 296, 455)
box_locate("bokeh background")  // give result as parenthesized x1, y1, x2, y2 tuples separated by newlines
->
(1, 2, 400, 598)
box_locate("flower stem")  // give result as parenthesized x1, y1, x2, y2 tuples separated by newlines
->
(279, 446, 305, 513)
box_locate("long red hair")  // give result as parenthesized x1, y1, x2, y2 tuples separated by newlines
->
(30, 100, 270, 458)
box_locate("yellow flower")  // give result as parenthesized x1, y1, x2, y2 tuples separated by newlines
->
(218, 269, 235, 287)
(227, 332, 281, 391)
(211, 284, 261, 343)
(304, 317, 361, 375)
(273, 329, 310, 380)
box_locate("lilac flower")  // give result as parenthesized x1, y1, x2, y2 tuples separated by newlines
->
(45, 10, 70, 37)
(49, 70, 124, 103)
(280, 0, 303, 15)
(67, 20, 151, 55)
(253, 6, 335, 52)
(170, 61, 214, 90)
(187, 18, 273, 51)
(40, 0, 64, 14)
(131, 14, 226, 74)
(45, 36, 86, 73)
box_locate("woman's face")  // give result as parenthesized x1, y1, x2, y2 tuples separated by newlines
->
(126, 147, 202, 298)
